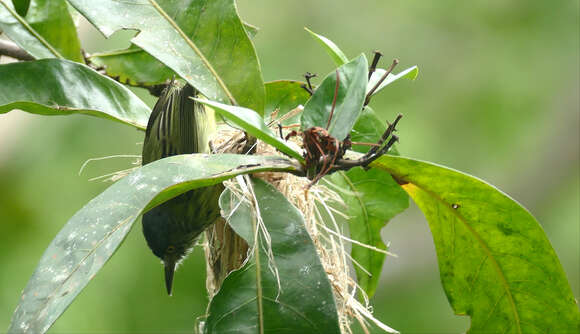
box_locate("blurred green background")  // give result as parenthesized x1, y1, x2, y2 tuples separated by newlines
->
(1, 0, 578, 333)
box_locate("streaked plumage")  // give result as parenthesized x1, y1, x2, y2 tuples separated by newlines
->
(141, 81, 223, 295)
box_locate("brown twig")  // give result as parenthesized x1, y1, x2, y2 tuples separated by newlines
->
(300, 72, 317, 95)
(329, 135, 399, 173)
(366, 113, 402, 156)
(0, 39, 34, 61)
(305, 72, 316, 91)
(368, 50, 383, 80)
(364, 58, 399, 106)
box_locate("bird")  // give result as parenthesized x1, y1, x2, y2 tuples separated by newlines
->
(141, 81, 223, 295)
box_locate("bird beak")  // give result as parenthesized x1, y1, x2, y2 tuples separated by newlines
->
(164, 260, 176, 296)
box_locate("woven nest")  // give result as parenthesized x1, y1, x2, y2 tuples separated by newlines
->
(208, 114, 396, 334)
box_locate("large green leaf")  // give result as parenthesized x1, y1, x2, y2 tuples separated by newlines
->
(301, 54, 368, 141)
(88, 22, 259, 87)
(0, 0, 81, 61)
(264, 80, 310, 125)
(0, 59, 150, 129)
(372, 155, 580, 333)
(205, 178, 341, 334)
(304, 27, 348, 66)
(194, 98, 304, 163)
(328, 167, 408, 298)
(8, 154, 300, 334)
(68, 0, 265, 113)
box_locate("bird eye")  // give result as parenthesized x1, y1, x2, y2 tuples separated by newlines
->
(166, 245, 176, 253)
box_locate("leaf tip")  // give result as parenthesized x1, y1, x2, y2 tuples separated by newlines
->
(408, 66, 419, 80)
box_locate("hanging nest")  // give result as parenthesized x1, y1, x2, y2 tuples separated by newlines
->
(205, 117, 396, 334)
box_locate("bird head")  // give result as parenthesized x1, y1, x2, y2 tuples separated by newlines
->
(142, 206, 196, 295)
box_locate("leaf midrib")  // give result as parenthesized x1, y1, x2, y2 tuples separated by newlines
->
(22, 214, 135, 326)
(148, 0, 237, 106)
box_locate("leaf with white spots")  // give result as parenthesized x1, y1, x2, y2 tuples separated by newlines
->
(205, 179, 342, 334)
(8, 154, 299, 334)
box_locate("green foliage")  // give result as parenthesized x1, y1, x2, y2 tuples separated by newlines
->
(264, 80, 311, 125)
(0, 59, 150, 129)
(88, 22, 259, 87)
(194, 98, 304, 162)
(8, 154, 298, 334)
(329, 168, 409, 298)
(305, 27, 349, 66)
(207, 179, 341, 334)
(1, 1, 577, 334)
(301, 54, 368, 140)
(305, 27, 418, 98)
(350, 106, 388, 154)
(372, 155, 580, 333)
(0, 0, 81, 60)
(89, 44, 175, 86)
(366, 66, 418, 97)
(11, 0, 30, 16)
(68, 0, 264, 112)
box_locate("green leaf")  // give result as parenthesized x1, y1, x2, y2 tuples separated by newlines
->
(301, 54, 368, 141)
(206, 178, 341, 334)
(194, 98, 304, 163)
(0, 59, 150, 129)
(367, 66, 418, 96)
(350, 106, 386, 154)
(304, 27, 348, 66)
(0, 0, 82, 61)
(88, 21, 259, 87)
(350, 106, 399, 155)
(264, 80, 310, 125)
(218, 188, 254, 243)
(328, 168, 408, 298)
(69, 0, 265, 113)
(89, 45, 175, 86)
(8, 154, 300, 334)
(350, 107, 400, 155)
(242, 21, 259, 39)
(12, 0, 30, 16)
(372, 155, 580, 333)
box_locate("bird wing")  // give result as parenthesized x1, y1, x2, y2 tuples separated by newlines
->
(142, 82, 209, 165)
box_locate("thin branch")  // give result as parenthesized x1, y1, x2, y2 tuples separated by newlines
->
(368, 50, 382, 80)
(364, 58, 399, 106)
(366, 113, 402, 156)
(0, 39, 34, 60)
